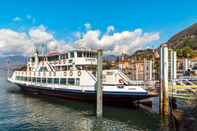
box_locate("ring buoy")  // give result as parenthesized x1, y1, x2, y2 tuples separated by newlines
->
(64, 71, 67, 76)
(69, 70, 73, 76)
(119, 79, 124, 84)
(78, 71, 81, 76)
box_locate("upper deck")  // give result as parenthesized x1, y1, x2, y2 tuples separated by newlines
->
(27, 49, 98, 67)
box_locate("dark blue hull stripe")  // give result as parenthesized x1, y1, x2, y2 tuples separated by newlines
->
(16, 83, 149, 102)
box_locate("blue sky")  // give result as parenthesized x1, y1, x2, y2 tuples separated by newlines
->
(0, 0, 196, 55)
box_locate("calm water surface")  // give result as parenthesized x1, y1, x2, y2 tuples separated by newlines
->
(0, 71, 160, 131)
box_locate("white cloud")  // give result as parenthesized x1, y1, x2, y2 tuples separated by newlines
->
(12, 17, 22, 22)
(0, 24, 160, 56)
(0, 25, 70, 56)
(0, 29, 32, 55)
(29, 25, 53, 44)
(75, 27, 160, 54)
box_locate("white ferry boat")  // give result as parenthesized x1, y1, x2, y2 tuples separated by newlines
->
(8, 49, 149, 103)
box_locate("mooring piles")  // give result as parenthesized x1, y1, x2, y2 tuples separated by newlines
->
(160, 44, 170, 130)
(169, 49, 177, 94)
(96, 49, 103, 118)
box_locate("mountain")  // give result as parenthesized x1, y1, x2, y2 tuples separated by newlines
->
(167, 23, 197, 50)
(131, 23, 197, 59)
(0, 55, 26, 70)
(103, 55, 118, 61)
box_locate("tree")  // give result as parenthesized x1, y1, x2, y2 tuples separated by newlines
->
(183, 47, 193, 58)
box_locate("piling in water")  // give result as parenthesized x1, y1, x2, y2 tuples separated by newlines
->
(96, 49, 103, 118)
(160, 44, 170, 130)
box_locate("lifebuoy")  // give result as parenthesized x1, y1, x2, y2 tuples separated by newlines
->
(78, 70, 81, 76)
(119, 79, 124, 84)
(69, 71, 73, 76)
(64, 71, 67, 76)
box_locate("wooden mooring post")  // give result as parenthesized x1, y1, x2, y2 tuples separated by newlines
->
(160, 44, 170, 130)
(96, 49, 103, 118)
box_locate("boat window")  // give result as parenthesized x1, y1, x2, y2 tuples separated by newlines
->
(106, 72, 113, 75)
(16, 76, 20, 80)
(87, 52, 90, 57)
(76, 78, 80, 86)
(77, 51, 83, 57)
(68, 78, 75, 85)
(48, 78, 53, 84)
(31, 57, 35, 62)
(32, 77, 36, 82)
(60, 55, 65, 60)
(48, 55, 59, 61)
(69, 59, 73, 63)
(60, 78, 67, 85)
(70, 52, 75, 58)
(37, 77, 41, 83)
(39, 67, 48, 72)
(42, 78, 47, 83)
(65, 53, 68, 59)
(84, 52, 87, 57)
(54, 78, 59, 84)
(20, 77, 23, 81)
(92, 52, 97, 58)
(60, 78, 66, 85)
(23, 77, 27, 81)
(27, 77, 31, 82)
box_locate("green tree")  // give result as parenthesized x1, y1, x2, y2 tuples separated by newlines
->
(183, 47, 193, 58)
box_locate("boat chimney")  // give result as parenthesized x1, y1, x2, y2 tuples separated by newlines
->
(34, 48, 39, 67)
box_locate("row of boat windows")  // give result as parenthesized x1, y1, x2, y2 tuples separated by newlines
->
(29, 51, 97, 62)
(15, 76, 80, 86)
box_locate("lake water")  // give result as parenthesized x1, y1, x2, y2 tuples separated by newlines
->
(0, 71, 160, 131)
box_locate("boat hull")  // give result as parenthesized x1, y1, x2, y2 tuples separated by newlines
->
(16, 83, 149, 104)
